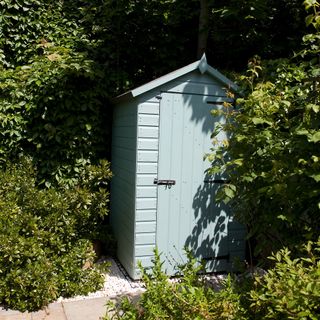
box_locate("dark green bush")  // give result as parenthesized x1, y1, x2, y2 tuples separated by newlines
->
(0, 157, 111, 312)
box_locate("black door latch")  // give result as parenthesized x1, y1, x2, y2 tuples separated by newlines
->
(153, 178, 176, 186)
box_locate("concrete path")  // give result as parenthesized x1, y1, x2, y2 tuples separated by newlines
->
(0, 297, 109, 320)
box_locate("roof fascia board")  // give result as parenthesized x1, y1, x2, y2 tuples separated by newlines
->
(113, 54, 239, 104)
(206, 65, 239, 92)
(131, 60, 200, 97)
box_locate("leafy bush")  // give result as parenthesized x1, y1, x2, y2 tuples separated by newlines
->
(249, 239, 320, 319)
(207, 22, 320, 258)
(0, 157, 111, 312)
(105, 241, 320, 320)
(105, 250, 246, 320)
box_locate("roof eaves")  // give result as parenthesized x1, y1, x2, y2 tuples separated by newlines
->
(131, 59, 200, 97)
(206, 65, 239, 92)
(113, 54, 239, 104)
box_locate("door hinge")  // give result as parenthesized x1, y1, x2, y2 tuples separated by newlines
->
(204, 179, 230, 184)
(203, 253, 230, 262)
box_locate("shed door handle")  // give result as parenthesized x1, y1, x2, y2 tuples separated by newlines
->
(153, 178, 176, 186)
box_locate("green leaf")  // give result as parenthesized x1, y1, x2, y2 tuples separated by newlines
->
(224, 186, 235, 198)
(306, 104, 319, 113)
(309, 174, 320, 182)
(309, 131, 320, 143)
(252, 117, 271, 125)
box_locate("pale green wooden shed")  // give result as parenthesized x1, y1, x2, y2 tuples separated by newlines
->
(110, 55, 245, 279)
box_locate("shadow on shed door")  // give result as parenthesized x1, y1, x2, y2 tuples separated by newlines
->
(156, 91, 231, 274)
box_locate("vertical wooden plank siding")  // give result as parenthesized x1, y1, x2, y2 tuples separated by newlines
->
(133, 99, 160, 278)
(156, 84, 246, 274)
(110, 101, 137, 278)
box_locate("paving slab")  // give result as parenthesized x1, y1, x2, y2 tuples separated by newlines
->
(30, 303, 66, 320)
(62, 297, 107, 320)
(0, 303, 68, 320)
(0, 310, 31, 320)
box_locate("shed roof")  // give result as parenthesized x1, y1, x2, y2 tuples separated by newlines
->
(114, 54, 238, 103)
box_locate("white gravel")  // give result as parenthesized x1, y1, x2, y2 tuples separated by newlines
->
(59, 257, 145, 302)
(59, 256, 226, 302)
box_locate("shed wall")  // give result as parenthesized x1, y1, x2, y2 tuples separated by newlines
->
(133, 96, 160, 278)
(111, 101, 137, 276)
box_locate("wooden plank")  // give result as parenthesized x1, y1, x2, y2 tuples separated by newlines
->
(135, 244, 155, 256)
(112, 126, 136, 139)
(136, 209, 157, 222)
(112, 147, 136, 162)
(137, 138, 158, 150)
(117, 238, 135, 279)
(138, 114, 159, 126)
(136, 186, 157, 198)
(111, 183, 135, 205)
(164, 82, 227, 96)
(111, 99, 137, 280)
(135, 233, 156, 245)
(111, 203, 135, 227)
(138, 103, 159, 115)
(137, 150, 158, 162)
(136, 198, 157, 210)
(136, 174, 156, 186)
(115, 137, 136, 148)
(112, 159, 136, 174)
(138, 127, 159, 138)
(113, 114, 137, 126)
(135, 221, 156, 233)
(137, 163, 157, 174)
(135, 256, 154, 267)
(111, 165, 135, 184)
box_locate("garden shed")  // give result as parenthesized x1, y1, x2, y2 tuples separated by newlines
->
(110, 54, 246, 279)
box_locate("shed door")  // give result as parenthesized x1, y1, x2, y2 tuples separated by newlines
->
(156, 92, 230, 274)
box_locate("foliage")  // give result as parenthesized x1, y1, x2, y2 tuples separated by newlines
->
(207, 10, 320, 257)
(0, 157, 111, 311)
(249, 239, 320, 319)
(209, 0, 308, 70)
(0, 0, 312, 186)
(0, 47, 111, 185)
(105, 250, 246, 320)
(0, 0, 113, 185)
(105, 241, 320, 320)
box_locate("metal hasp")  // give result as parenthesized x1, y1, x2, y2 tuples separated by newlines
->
(153, 178, 176, 186)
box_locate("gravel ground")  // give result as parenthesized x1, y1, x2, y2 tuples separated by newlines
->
(59, 257, 145, 302)
(60, 256, 226, 302)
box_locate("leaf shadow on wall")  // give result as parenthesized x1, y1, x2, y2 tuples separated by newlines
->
(180, 79, 233, 270)
(185, 178, 231, 271)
